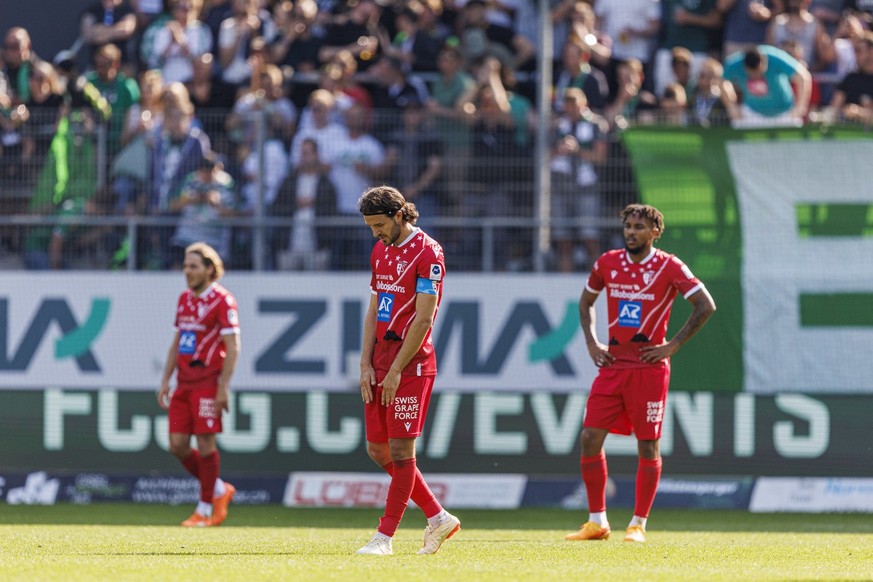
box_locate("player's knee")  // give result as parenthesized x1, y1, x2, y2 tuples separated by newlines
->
(580, 428, 606, 455)
(366, 442, 391, 465)
(169, 441, 191, 458)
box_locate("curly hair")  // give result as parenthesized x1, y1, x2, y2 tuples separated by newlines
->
(358, 185, 419, 225)
(621, 204, 665, 234)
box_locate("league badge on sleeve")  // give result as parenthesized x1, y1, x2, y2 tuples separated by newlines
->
(429, 264, 443, 281)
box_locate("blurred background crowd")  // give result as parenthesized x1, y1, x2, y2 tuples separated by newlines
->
(1, 0, 872, 272)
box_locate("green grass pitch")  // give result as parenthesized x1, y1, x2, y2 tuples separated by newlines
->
(1, 504, 871, 581)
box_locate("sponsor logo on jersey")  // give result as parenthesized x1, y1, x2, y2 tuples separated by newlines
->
(376, 281, 407, 293)
(610, 288, 655, 301)
(618, 300, 642, 327)
(429, 264, 443, 281)
(227, 308, 239, 325)
(377, 293, 394, 322)
(179, 331, 197, 354)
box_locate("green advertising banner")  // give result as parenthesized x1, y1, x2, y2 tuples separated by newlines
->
(0, 389, 867, 477)
(623, 126, 873, 393)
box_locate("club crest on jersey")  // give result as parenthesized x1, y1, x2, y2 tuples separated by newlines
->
(429, 264, 442, 281)
(642, 270, 655, 285)
(611, 270, 618, 278)
(618, 300, 642, 327)
(377, 293, 394, 321)
(197, 303, 208, 318)
(396, 260, 408, 275)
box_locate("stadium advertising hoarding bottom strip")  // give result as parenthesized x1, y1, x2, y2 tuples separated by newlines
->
(4, 470, 872, 512)
(0, 389, 867, 475)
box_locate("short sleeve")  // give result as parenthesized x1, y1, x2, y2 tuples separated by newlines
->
(218, 294, 241, 335)
(669, 256, 704, 299)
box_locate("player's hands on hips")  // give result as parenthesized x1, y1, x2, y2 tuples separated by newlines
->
(215, 383, 230, 413)
(360, 363, 377, 403)
(380, 369, 401, 406)
(157, 381, 171, 409)
(639, 341, 678, 364)
(588, 341, 615, 368)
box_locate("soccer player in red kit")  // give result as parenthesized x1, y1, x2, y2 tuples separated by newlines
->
(565, 204, 716, 543)
(354, 185, 460, 556)
(157, 242, 240, 527)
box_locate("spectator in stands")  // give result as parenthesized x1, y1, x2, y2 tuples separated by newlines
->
(22, 61, 65, 177)
(595, 0, 661, 99)
(112, 69, 164, 213)
(217, 0, 276, 90)
(289, 88, 347, 167)
(368, 54, 430, 139)
(605, 58, 658, 127)
(202, 0, 233, 49)
(384, 97, 444, 233)
(658, 82, 690, 125)
(318, 0, 382, 72)
(226, 62, 296, 164)
(427, 42, 474, 215)
(3, 28, 40, 106)
(554, 38, 610, 113)
(766, 0, 836, 73)
(169, 152, 238, 265)
(654, 0, 722, 98)
(330, 103, 387, 214)
(148, 83, 211, 212)
(669, 47, 695, 97)
(417, 0, 452, 53)
(86, 43, 141, 155)
(832, 10, 867, 81)
(828, 31, 873, 123)
(724, 45, 812, 126)
(330, 49, 374, 109)
(566, 1, 612, 70)
(549, 87, 608, 273)
(271, 137, 337, 270)
(146, 0, 213, 83)
(328, 103, 387, 269)
(779, 38, 824, 108)
(296, 62, 356, 130)
(80, 0, 138, 70)
(377, 3, 442, 73)
(718, 0, 783, 59)
(461, 80, 519, 270)
(689, 57, 739, 125)
(457, 0, 535, 71)
(271, 0, 323, 75)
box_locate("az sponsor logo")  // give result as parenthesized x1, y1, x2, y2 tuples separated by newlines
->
(377, 293, 394, 322)
(618, 301, 642, 327)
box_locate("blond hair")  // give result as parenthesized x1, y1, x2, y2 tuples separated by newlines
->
(186, 242, 225, 281)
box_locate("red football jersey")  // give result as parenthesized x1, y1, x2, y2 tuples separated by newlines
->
(173, 283, 240, 385)
(369, 227, 445, 377)
(586, 248, 704, 368)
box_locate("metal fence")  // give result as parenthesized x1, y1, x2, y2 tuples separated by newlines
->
(0, 105, 637, 272)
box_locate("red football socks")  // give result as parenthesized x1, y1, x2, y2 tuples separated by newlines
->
(634, 457, 663, 518)
(581, 451, 608, 513)
(180, 449, 201, 477)
(199, 451, 220, 503)
(378, 457, 417, 536)
(381, 461, 442, 518)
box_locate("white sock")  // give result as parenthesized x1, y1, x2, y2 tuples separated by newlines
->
(629, 515, 647, 529)
(375, 532, 392, 541)
(196, 501, 213, 517)
(427, 509, 449, 528)
(588, 511, 609, 527)
(214, 478, 226, 498)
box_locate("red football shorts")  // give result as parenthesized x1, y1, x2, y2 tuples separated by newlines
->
(583, 365, 671, 440)
(365, 375, 435, 442)
(168, 381, 223, 435)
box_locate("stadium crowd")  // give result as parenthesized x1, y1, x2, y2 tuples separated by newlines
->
(1, 0, 872, 271)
